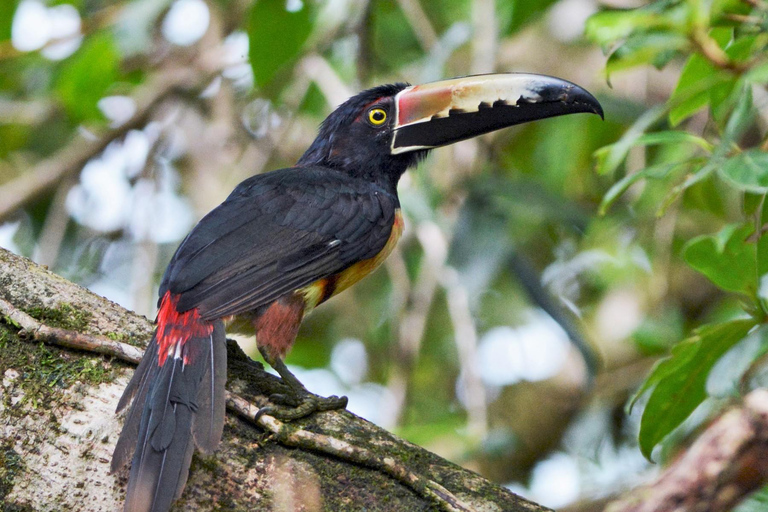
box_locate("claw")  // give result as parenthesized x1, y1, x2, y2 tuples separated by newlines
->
(255, 346, 349, 423)
(254, 393, 348, 422)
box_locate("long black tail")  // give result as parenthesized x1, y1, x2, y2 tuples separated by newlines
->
(112, 294, 226, 512)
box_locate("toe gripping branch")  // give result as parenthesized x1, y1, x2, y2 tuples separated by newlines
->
(254, 346, 348, 423)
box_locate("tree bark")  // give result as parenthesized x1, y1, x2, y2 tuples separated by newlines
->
(604, 389, 768, 512)
(0, 247, 548, 512)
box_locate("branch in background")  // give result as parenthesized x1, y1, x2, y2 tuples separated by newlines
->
(740, 0, 768, 10)
(384, 220, 445, 427)
(426, 221, 488, 439)
(470, 0, 498, 75)
(394, 0, 438, 51)
(0, 3, 122, 63)
(0, 68, 202, 222)
(31, 175, 76, 268)
(605, 389, 768, 512)
(690, 29, 750, 73)
(0, 99, 54, 125)
(301, 54, 353, 107)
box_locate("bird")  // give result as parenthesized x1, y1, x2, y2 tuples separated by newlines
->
(110, 73, 603, 512)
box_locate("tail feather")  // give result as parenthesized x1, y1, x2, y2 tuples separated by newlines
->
(192, 321, 226, 453)
(116, 333, 159, 414)
(112, 293, 226, 512)
(112, 335, 160, 473)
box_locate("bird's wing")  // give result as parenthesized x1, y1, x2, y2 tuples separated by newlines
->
(161, 166, 397, 319)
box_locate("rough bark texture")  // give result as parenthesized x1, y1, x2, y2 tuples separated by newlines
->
(605, 389, 768, 512)
(0, 248, 548, 512)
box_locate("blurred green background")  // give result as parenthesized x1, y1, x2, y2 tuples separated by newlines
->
(2, 0, 768, 509)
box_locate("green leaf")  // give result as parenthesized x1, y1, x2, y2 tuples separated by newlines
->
(585, 1, 688, 48)
(758, 195, 768, 279)
(658, 158, 718, 215)
(746, 61, 768, 85)
(725, 34, 761, 63)
(720, 83, 755, 144)
(498, 0, 559, 36)
(632, 308, 685, 355)
(668, 53, 733, 126)
(605, 31, 689, 75)
(634, 131, 714, 151)
(664, 28, 746, 126)
(0, 0, 17, 41)
(599, 160, 690, 214)
(711, 0, 752, 22)
(635, 318, 756, 459)
(594, 105, 668, 175)
(593, 131, 711, 175)
(684, 223, 757, 295)
(707, 325, 768, 398)
(54, 32, 120, 123)
(719, 149, 768, 193)
(735, 485, 768, 512)
(368, 1, 423, 71)
(247, 0, 313, 88)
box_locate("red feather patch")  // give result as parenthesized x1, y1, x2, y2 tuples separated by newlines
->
(156, 291, 214, 366)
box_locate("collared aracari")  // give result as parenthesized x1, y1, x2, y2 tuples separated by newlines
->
(111, 73, 603, 512)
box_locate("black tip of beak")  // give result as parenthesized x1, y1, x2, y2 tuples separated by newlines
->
(548, 83, 604, 120)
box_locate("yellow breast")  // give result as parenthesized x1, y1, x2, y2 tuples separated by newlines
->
(300, 209, 404, 311)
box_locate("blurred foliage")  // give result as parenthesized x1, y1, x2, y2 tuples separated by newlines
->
(247, 0, 313, 88)
(586, 0, 768, 465)
(2, 0, 768, 507)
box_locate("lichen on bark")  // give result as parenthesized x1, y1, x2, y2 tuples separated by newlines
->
(0, 247, 549, 512)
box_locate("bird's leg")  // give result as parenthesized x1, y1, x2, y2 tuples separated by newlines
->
(255, 346, 348, 422)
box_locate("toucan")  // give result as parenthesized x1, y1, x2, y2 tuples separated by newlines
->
(111, 73, 603, 511)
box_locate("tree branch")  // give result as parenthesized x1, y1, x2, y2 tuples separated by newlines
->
(0, 289, 473, 512)
(0, 247, 547, 511)
(605, 390, 768, 512)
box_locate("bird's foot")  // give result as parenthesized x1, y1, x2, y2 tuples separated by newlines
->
(255, 392, 348, 422)
(255, 347, 348, 423)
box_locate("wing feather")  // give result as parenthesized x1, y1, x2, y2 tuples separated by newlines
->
(161, 166, 398, 319)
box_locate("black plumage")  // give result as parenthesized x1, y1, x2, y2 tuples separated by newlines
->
(162, 167, 399, 318)
(112, 73, 603, 512)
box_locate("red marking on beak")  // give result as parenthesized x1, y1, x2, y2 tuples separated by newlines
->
(397, 85, 452, 126)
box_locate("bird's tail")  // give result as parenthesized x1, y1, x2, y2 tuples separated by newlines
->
(111, 292, 226, 512)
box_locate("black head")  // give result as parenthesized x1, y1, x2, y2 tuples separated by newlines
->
(298, 74, 603, 190)
(298, 83, 427, 189)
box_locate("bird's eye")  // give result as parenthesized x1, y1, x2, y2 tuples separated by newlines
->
(368, 108, 387, 126)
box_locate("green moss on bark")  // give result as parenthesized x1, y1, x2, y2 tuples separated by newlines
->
(24, 303, 92, 331)
(0, 441, 35, 512)
(0, 322, 115, 419)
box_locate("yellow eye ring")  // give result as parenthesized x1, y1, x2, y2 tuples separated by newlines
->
(368, 108, 387, 126)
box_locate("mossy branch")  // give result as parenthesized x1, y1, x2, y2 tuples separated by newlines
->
(0, 247, 549, 512)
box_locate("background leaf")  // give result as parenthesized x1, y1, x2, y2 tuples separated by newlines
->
(719, 150, 768, 193)
(668, 53, 733, 126)
(247, 0, 313, 88)
(0, 0, 17, 41)
(498, 0, 559, 36)
(637, 319, 756, 459)
(684, 223, 757, 295)
(54, 32, 120, 123)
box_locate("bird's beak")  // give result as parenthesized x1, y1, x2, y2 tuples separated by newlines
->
(390, 73, 603, 154)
